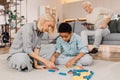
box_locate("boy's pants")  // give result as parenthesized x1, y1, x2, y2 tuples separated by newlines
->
(7, 44, 56, 72)
(55, 54, 93, 66)
(81, 28, 110, 48)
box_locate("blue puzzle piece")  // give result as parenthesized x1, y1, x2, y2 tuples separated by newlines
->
(73, 69, 88, 73)
(59, 72, 67, 76)
(83, 71, 94, 80)
(73, 73, 80, 76)
(48, 69, 55, 72)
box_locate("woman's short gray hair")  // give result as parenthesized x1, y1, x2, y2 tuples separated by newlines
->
(37, 13, 56, 33)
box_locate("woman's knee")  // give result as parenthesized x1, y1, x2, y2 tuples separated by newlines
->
(12, 53, 29, 63)
(8, 53, 33, 71)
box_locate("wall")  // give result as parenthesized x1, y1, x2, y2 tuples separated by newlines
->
(63, 0, 120, 20)
(61, 0, 81, 4)
(20, 0, 63, 23)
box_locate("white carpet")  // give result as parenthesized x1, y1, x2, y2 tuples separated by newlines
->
(0, 54, 120, 80)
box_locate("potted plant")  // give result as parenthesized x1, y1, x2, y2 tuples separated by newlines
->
(5, 9, 25, 31)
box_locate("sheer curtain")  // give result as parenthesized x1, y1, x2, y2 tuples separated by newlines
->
(0, 5, 5, 25)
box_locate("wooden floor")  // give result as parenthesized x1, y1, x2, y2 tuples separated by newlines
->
(0, 46, 9, 55)
(89, 45, 120, 62)
(0, 45, 120, 62)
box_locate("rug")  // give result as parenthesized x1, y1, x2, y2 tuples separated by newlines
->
(0, 54, 120, 80)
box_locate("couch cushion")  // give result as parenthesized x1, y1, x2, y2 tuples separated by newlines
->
(117, 23, 120, 33)
(103, 33, 120, 41)
(108, 20, 118, 33)
(117, 19, 120, 33)
(74, 21, 87, 35)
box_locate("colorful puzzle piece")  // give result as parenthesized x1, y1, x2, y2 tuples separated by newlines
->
(74, 66, 84, 70)
(73, 76, 87, 80)
(68, 70, 73, 74)
(48, 68, 59, 72)
(52, 68, 59, 71)
(72, 69, 94, 80)
(59, 72, 67, 76)
(48, 69, 56, 72)
(47, 66, 94, 80)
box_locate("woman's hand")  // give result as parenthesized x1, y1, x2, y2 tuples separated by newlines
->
(34, 65, 47, 69)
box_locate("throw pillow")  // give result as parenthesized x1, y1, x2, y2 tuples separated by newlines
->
(117, 19, 120, 33)
(108, 20, 118, 33)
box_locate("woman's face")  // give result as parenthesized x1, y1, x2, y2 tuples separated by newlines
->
(42, 21, 55, 32)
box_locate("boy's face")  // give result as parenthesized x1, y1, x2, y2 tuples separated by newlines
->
(60, 33, 72, 42)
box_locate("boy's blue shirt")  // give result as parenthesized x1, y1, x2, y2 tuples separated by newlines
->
(56, 33, 88, 56)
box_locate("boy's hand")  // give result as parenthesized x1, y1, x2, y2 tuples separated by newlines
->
(65, 53, 85, 68)
(44, 60, 56, 69)
(50, 57, 56, 63)
(50, 52, 59, 64)
(65, 60, 75, 68)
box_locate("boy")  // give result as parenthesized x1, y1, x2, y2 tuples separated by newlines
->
(50, 22, 93, 68)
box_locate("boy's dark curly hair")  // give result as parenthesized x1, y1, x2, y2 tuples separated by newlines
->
(58, 22, 72, 33)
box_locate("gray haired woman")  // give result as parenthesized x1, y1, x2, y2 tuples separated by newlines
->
(7, 13, 57, 72)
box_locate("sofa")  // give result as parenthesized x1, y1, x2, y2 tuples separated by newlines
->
(66, 20, 120, 45)
(40, 20, 120, 45)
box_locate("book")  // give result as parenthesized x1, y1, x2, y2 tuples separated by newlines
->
(81, 22, 94, 26)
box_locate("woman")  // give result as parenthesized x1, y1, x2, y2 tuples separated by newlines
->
(7, 13, 56, 72)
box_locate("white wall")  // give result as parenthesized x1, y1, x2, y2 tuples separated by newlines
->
(61, 0, 81, 4)
(63, 0, 120, 20)
(63, 1, 85, 19)
(20, 0, 63, 22)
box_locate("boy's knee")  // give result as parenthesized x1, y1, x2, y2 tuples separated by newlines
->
(80, 54, 93, 66)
